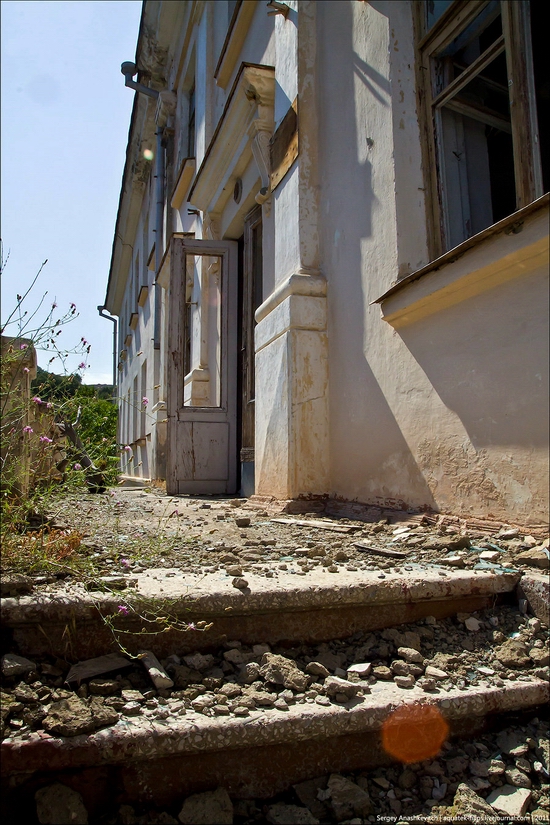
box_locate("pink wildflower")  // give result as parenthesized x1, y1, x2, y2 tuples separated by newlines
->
(20, 344, 27, 350)
(31, 396, 42, 404)
(73, 463, 82, 470)
(39, 436, 53, 444)
(117, 605, 130, 616)
(23, 367, 30, 374)
(78, 362, 86, 370)
(23, 425, 33, 434)
(142, 396, 149, 406)
(120, 558, 130, 567)
(124, 445, 132, 452)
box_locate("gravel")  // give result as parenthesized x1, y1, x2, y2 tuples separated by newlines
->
(8, 490, 546, 594)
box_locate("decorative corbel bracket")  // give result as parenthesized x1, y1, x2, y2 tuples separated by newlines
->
(244, 72, 275, 211)
(248, 122, 272, 208)
(203, 213, 221, 240)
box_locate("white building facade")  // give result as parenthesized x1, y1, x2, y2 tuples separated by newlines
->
(104, 0, 549, 525)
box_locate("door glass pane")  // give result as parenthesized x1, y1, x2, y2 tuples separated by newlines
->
(183, 254, 222, 408)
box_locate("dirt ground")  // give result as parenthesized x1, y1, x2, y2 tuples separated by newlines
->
(18, 486, 546, 592)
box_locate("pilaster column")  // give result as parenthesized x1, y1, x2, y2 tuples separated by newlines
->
(254, 0, 329, 500)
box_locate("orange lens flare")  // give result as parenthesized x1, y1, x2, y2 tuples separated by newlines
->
(381, 703, 449, 764)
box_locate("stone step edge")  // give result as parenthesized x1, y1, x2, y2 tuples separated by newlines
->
(0, 569, 522, 625)
(2, 678, 547, 776)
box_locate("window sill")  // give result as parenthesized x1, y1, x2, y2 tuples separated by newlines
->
(214, 1, 258, 89)
(171, 157, 196, 210)
(374, 194, 549, 328)
(138, 285, 149, 307)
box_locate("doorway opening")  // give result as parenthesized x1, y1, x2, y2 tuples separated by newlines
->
(237, 205, 263, 497)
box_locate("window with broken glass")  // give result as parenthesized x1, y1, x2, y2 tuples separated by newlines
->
(417, 0, 547, 255)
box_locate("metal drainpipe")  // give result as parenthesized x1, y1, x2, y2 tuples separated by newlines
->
(153, 126, 164, 349)
(97, 306, 118, 401)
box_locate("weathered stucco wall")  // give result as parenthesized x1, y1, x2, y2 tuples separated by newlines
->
(110, 0, 548, 522)
(318, 0, 549, 523)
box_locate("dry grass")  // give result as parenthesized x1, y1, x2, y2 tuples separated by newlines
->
(1, 526, 85, 574)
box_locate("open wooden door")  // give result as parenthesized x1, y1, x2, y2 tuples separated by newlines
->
(166, 236, 238, 495)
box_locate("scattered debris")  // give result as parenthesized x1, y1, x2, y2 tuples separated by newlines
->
(35, 782, 89, 825)
(138, 650, 174, 690)
(42, 693, 118, 737)
(353, 542, 408, 559)
(1, 653, 36, 678)
(65, 653, 132, 685)
(178, 787, 233, 825)
(0, 574, 34, 598)
(272, 518, 360, 534)
(486, 785, 532, 818)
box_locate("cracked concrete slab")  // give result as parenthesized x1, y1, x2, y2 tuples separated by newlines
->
(1, 569, 521, 659)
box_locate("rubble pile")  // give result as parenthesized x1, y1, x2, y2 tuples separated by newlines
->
(7, 717, 550, 824)
(2, 491, 548, 824)
(1, 605, 548, 741)
(2, 603, 549, 822)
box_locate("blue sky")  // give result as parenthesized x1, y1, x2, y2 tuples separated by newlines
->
(1, 0, 142, 383)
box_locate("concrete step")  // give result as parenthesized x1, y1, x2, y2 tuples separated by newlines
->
(2, 677, 548, 804)
(2, 568, 548, 813)
(2, 568, 522, 660)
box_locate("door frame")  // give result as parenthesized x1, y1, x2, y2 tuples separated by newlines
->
(166, 236, 238, 495)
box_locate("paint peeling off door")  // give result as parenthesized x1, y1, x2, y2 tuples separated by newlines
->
(167, 237, 238, 495)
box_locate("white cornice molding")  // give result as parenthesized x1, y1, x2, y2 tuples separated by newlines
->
(189, 64, 275, 218)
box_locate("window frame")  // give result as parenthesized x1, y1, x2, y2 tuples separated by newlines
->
(415, 0, 543, 258)
(187, 82, 196, 160)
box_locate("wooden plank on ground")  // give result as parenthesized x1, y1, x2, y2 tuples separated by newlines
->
(271, 518, 361, 534)
(354, 542, 409, 559)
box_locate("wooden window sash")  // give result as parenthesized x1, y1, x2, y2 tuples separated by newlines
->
(431, 34, 505, 108)
(501, 0, 543, 207)
(418, 0, 490, 53)
(417, 0, 541, 255)
(443, 98, 511, 133)
(414, 2, 446, 259)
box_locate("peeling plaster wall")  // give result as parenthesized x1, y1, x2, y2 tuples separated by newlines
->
(319, 0, 549, 523)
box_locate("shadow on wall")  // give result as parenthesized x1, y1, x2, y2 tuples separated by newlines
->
(397, 268, 549, 452)
(318, 0, 438, 510)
